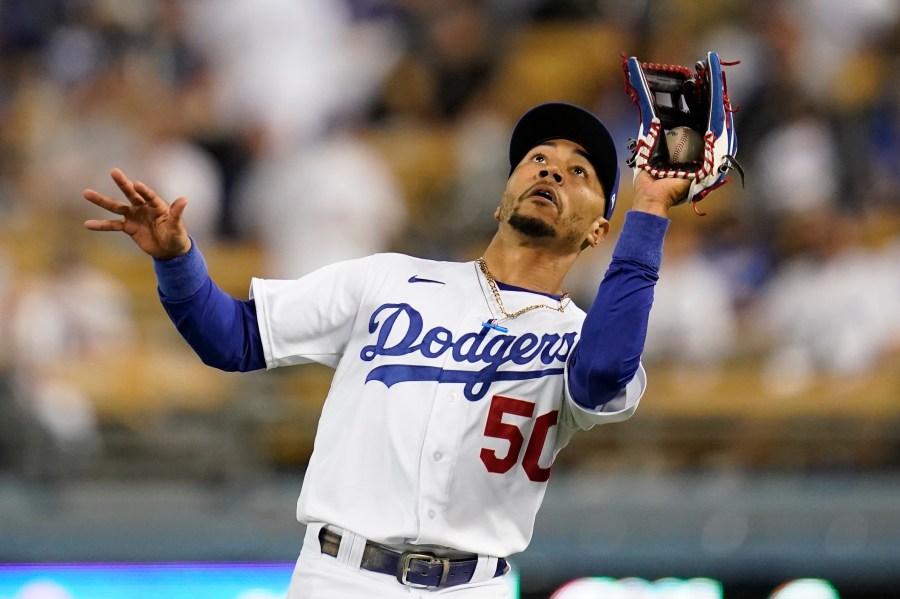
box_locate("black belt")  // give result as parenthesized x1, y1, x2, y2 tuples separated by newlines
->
(318, 528, 508, 589)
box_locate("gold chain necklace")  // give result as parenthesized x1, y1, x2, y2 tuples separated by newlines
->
(477, 257, 570, 325)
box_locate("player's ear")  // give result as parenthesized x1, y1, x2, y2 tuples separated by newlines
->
(493, 205, 501, 221)
(581, 218, 609, 250)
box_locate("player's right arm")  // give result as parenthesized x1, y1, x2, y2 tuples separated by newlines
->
(83, 169, 266, 372)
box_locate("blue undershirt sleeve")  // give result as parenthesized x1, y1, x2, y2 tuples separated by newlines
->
(153, 241, 266, 372)
(568, 210, 670, 409)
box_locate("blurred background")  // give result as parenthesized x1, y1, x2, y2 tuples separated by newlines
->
(1, 0, 899, 597)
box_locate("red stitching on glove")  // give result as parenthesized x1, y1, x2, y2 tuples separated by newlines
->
(621, 54, 639, 104)
(641, 61, 693, 78)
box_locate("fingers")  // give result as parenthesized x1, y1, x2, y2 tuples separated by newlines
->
(84, 218, 126, 232)
(86, 171, 183, 244)
(133, 179, 168, 209)
(83, 186, 129, 232)
(110, 168, 170, 211)
(110, 168, 146, 207)
(83, 188, 130, 215)
(169, 197, 188, 221)
(667, 178, 692, 202)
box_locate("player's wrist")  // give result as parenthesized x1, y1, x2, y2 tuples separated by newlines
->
(153, 237, 208, 300)
(629, 198, 671, 218)
(613, 211, 669, 269)
(151, 236, 192, 260)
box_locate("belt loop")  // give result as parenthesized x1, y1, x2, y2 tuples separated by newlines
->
(469, 555, 499, 584)
(302, 522, 325, 558)
(336, 528, 367, 568)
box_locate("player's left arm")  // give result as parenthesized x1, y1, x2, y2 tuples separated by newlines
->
(567, 173, 688, 409)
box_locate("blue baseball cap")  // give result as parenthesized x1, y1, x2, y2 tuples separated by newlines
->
(509, 102, 620, 221)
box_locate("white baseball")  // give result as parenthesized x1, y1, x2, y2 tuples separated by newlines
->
(665, 126, 704, 163)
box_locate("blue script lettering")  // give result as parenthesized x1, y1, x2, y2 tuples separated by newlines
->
(359, 303, 578, 401)
(359, 303, 422, 360)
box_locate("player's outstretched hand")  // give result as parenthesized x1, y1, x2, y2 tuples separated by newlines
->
(630, 171, 691, 218)
(83, 168, 191, 259)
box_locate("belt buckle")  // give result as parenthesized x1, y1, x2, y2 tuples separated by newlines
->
(396, 551, 450, 588)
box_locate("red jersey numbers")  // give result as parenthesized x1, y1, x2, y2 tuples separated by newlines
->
(479, 394, 559, 482)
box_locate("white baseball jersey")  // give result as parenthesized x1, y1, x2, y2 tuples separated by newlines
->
(250, 253, 646, 558)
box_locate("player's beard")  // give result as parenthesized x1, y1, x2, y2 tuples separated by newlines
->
(507, 210, 556, 238)
(503, 194, 590, 249)
(502, 188, 559, 239)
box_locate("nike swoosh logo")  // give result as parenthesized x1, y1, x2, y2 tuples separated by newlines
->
(408, 275, 445, 285)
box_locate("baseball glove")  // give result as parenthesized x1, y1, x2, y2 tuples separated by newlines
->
(623, 51, 743, 213)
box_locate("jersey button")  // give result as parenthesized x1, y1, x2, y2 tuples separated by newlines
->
(427, 509, 436, 519)
(433, 452, 443, 461)
(449, 393, 458, 402)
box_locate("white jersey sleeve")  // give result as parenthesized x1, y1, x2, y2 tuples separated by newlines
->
(250, 255, 372, 369)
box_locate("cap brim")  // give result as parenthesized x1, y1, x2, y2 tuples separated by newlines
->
(509, 102, 619, 221)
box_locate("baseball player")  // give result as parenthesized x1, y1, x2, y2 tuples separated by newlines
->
(83, 102, 690, 598)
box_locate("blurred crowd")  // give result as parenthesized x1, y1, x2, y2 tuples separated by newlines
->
(1, 0, 899, 479)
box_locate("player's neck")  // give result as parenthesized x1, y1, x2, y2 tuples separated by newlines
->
(480, 237, 577, 295)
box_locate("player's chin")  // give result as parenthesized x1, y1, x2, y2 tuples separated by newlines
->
(507, 212, 557, 239)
